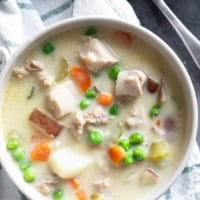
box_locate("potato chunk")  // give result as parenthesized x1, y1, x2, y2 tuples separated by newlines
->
(48, 149, 92, 179)
(149, 141, 169, 161)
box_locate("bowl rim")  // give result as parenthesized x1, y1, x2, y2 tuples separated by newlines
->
(0, 16, 198, 200)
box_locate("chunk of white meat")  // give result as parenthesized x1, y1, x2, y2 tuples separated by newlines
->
(125, 104, 146, 128)
(115, 70, 147, 100)
(79, 38, 118, 72)
(84, 106, 109, 125)
(93, 177, 111, 192)
(26, 59, 44, 72)
(48, 148, 92, 179)
(13, 66, 30, 80)
(35, 71, 54, 88)
(36, 174, 63, 195)
(13, 59, 44, 80)
(69, 106, 109, 140)
(46, 81, 81, 119)
(71, 111, 86, 140)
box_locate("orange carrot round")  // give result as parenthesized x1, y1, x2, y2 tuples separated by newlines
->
(108, 144, 126, 164)
(70, 66, 91, 92)
(31, 142, 51, 162)
(97, 93, 113, 106)
(76, 189, 88, 200)
(70, 178, 81, 190)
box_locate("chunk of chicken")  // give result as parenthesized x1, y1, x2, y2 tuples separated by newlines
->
(36, 71, 54, 88)
(26, 59, 44, 72)
(93, 177, 111, 192)
(13, 66, 29, 80)
(48, 148, 92, 179)
(36, 174, 62, 195)
(79, 38, 118, 72)
(125, 104, 146, 128)
(84, 106, 109, 125)
(115, 70, 147, 100)
(46, 81, 81, 119)
(69, 106, 109, 140)
(13, 59, 54, 89)
(29, 108, 63, 138)
(71, 111, 86, 139)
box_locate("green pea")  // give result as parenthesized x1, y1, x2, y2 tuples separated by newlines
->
(118, 139, 130, 151)
(85, 89, 96, 99)
(53, 188, 64, 200)
(79, 99, 90, 110)
(42, 42, 55, 54)
(109, 104, 119, 116)
(12, 147, 25, 161)
(129, 132, 144, 145)
(85, 27, 97, 36)
(88, 130, 103, 145)
(149, 104, 161, 118)
(7, 139, 19, 150)
(23, 168, 36, 183)
(108, 64, 121, 80)
(19, 161, 32, 171)
(123, 151, 134, 165)
(133, 147, 147, 161)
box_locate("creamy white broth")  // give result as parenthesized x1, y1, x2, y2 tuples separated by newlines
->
(2, 28, 185, 200)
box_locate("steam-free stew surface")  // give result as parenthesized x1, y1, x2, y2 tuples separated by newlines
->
(2, 27, 185, 200)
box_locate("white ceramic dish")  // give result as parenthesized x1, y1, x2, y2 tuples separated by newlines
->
(0, 17, 197, 200)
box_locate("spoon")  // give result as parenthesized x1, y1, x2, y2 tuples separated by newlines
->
(152, 0, 200, 69)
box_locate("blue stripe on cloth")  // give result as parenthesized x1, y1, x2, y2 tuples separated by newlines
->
(41, 0, 73, 21)
(2, 40, 19, 48)
(165, 189, 172, 200)
(17, 2, 34, 9)
(182, 163, 200, 174)
(105, 0, 126, 19)
(71, 0, 74, 17)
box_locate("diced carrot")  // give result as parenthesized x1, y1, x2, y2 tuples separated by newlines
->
(76, 189, 88, 200)
(70, 178, 81, 190)
(31, 142, 51, 162)
(113, 31, 133, 46)
(108, 144, 126, 164)
(70, 66, 91, 92)
(97, 93, 113, 106)
(156, 119, 161, 127)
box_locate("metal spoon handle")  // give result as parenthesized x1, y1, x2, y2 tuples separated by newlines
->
(152, 0, 200, 69)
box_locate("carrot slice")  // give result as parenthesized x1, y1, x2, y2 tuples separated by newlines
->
(97, 93, 113, 106)
(156, 119, 161, 127)
(31, 142, 51, 162)
(70, 66, 91, 92)
(70, 178, 81, 190)
(108, 144, 126, 164)
(76, 189, 88, 200)
(113, 31, 133, 46)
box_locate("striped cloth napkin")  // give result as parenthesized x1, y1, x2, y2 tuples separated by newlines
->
(0, 0, 200, 200)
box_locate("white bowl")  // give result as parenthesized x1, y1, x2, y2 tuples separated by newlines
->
(0, 17, 198, 200)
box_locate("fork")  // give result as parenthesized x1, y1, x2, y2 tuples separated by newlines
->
(152, 0, 200, 69)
